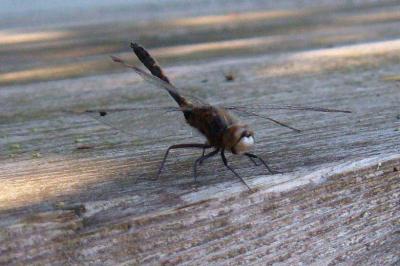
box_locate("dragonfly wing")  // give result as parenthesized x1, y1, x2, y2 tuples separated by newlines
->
(111, 56, 208, 106)
(111, 56, 183, 98)
(65, 105, 191, 139)
(226, 103, 351, 132)
(226, 104, 351, 113)
(83, 106, 188, 116)
(230, 108, 301, 132)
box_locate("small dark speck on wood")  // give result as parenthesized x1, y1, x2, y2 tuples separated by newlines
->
(225, 73, 235, 82)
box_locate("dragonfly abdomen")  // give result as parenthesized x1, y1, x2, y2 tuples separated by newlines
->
(131, 43, 190, 108)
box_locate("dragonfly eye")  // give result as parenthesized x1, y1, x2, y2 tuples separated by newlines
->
(241, 130, 253, 139)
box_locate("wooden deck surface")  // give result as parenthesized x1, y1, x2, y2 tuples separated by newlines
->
(1, 1, 399, 265)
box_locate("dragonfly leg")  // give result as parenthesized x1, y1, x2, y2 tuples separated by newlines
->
(193, 149, 220, 181)
(157, 143, 211, 178)
(201, 147, 206, 157)
(248, 156, 259, 166)
(199, 142, 210, 164)
(244, 153, 281, 174)
(221, 150, 252, 191)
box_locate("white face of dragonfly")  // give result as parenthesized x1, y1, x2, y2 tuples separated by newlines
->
(234, 135, 255, 154)
(241, 136, 255, 146)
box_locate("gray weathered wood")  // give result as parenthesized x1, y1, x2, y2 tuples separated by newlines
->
(1, 1, 400, 265)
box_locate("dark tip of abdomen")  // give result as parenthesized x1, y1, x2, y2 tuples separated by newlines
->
(130, 42, 139, 49)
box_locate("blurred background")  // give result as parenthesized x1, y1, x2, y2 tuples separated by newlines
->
(1, 0, 400, 86)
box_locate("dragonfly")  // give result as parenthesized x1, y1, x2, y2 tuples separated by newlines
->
(85, 43, 351, 191)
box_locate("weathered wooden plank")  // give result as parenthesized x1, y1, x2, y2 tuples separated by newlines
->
(0, 156, 398, 265)
(1, 1, 400, 265)
(1, 39, 400, 264)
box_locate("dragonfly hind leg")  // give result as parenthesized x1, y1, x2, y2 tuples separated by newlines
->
(193, 149, 220, 181)
(157, 143, 211, 178)
(244, 153, 281, 174)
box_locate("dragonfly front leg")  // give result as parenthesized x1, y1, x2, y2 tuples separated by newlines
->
(157, 143, 211, 177)
(221, 149, 252, 191)
(244, 153, 281, 174)
(248, 156, 259, 166)
(193, 149, 220, 181)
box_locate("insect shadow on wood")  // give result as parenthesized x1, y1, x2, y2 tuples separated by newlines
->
(83, 43, 351, 191)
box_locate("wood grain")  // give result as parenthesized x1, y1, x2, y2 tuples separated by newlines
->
(1, 1, 400, 265)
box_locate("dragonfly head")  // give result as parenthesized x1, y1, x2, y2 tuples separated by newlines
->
(224, 124, 255, 154)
